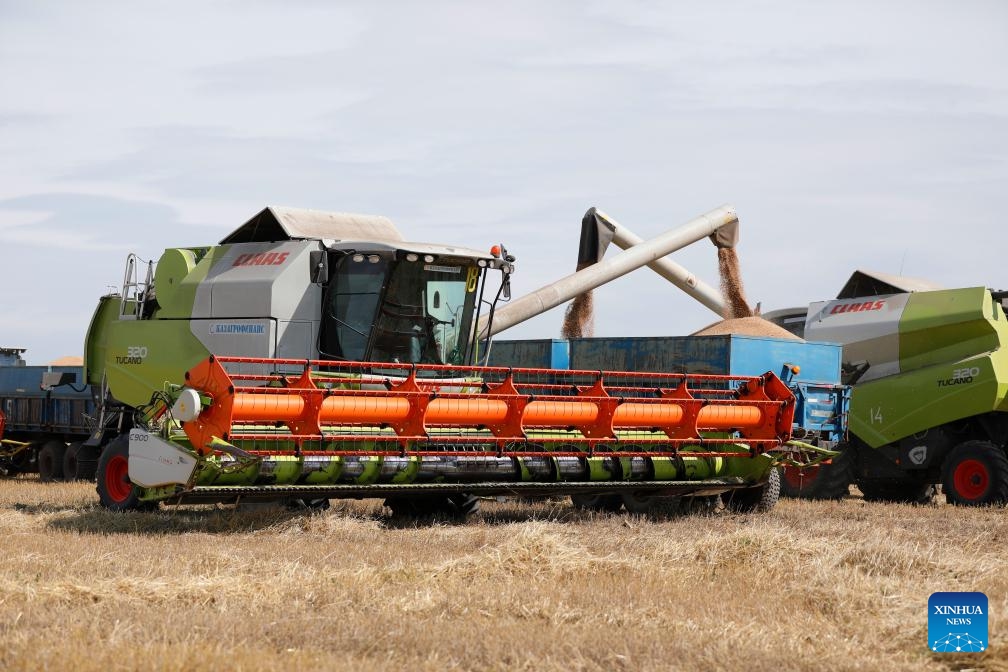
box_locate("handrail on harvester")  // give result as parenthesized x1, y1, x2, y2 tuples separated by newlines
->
(177, 355, 797, 459)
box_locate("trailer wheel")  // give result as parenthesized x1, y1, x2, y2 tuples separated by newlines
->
(570, 493, 623, 513)
(62, 442, 83, 481)
(38, 441, 67, 482)
(942, 440, 1008, 506)
(778, 447, 853, 500)
(96, 435, 143, 511)
(723, 468, 781, 513)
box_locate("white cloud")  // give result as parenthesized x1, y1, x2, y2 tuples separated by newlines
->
(0, 1, 1006, 362)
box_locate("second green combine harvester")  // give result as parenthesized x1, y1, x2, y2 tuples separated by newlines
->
(81, 205, 824, 516)
(776, 272, 1008, 505)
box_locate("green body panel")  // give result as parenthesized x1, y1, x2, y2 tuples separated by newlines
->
(851, 288, 1008, 449)
(103, 320, 210, 408)
(153, 246, 223, 319)
(898, 287, 1004, 375)
(83, 294, 121, 387)
(851, 348, 1008, 447)
(86, 246, 224, 405)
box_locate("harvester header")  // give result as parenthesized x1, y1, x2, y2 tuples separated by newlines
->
(177, 355, 796, 455)
(114, 355, 799, 510)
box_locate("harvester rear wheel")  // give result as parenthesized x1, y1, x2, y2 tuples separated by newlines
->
(778, 447, 853, 500)
(723, 468, 781, 513)
(942, 440, 1008, 506)
(96, 435, 144, 511)
(569, 493, 623, 513)
(38, 441, 67, 482)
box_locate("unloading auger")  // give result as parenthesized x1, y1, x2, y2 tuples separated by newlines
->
(101, 354, 798, 511)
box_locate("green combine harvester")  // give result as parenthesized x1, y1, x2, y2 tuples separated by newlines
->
(77, 205, 829, 516)
(777, 272, 1008, 505)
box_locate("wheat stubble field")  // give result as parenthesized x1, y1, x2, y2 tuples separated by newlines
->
(0, 478, 1005, 672)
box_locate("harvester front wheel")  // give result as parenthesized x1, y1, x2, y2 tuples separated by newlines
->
(942, 440, 1008, 506)
(570, 493, 623, 513)
(723, 468, 781, 513)
(38, 441, 67, 481)
(97, 435, 144, 511)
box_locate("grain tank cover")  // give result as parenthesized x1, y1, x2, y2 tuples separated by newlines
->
(220, 206, 404, 244)
(837, 269, 943, 299)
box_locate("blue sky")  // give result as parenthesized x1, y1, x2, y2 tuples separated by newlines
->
(1, 1, 1006, 363)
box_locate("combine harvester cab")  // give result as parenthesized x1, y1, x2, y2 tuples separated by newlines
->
(781, 274, 1008, 505)
(83, 205, 819, 516)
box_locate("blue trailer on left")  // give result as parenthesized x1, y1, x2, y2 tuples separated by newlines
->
(0, 347, 98, 480)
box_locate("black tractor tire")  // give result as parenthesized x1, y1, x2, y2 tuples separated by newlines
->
(778, 447, 853, 500)
(96, 434, 145, 511)
(723, 468, 781, 513)
(62, 442, 84, 481)
(385, 493, 480, 519)
(570, 493, 623, 513)
(38, 441, 67, 482)
(941, 440, 1008, 506)
(857, 478, 937, 504)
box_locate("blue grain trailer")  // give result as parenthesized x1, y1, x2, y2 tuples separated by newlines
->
(491, 334, 849, 450)
(487, 334, 848, 512)
(0, 348, 97, 480)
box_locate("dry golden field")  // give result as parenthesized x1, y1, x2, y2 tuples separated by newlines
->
(0, 477, 1005, 672)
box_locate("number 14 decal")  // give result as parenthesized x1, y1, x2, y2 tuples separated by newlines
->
(869, 407, 883, 424)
